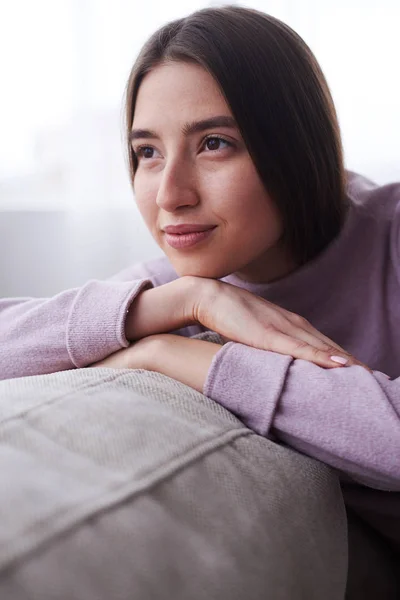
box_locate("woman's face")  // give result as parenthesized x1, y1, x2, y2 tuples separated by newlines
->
(131, 61, 294, 282)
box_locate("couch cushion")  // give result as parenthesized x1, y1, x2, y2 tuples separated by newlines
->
(0, 358, 347, 599)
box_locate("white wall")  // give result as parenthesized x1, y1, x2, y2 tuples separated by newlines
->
(0, 210, 161, 297)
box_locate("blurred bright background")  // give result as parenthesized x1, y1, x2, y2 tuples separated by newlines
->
(0, 0, 399, 295)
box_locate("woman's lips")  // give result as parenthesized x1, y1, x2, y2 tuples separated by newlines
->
(164, 227, 216, 249)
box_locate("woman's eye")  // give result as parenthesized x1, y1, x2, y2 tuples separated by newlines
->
(135, 146, 159, 160)
(204, 136, 231, 152)
(133, 138, 231, 160)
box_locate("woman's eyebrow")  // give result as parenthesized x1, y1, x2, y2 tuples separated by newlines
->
(182, 115, 237, 136)
(130, 115, 237, 142)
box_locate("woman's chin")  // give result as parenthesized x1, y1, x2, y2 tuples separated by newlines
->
(168, 258, 231, 280)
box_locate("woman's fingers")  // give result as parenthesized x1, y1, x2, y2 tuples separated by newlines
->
(283, 315, 372, 371)
(256, 330, 351, 368)
(286, 325, 371, 371)
(252, 320, 371, 371)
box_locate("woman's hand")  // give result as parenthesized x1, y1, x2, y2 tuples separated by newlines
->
(188, 278, 370, 371)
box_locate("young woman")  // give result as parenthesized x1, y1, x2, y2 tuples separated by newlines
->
(1, 5, 399, 551)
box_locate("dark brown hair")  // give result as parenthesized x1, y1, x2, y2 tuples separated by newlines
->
(124, 5, 348, 266)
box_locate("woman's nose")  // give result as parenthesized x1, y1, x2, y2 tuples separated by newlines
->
(156, 164, 199, 211)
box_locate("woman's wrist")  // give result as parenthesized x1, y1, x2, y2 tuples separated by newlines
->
(125, 276, 200, 342)
(145, 334, 222, 393)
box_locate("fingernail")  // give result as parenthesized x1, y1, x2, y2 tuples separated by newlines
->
(330, 355, 348, 365)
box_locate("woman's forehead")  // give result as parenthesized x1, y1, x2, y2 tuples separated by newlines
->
(133, 62, 230, 125)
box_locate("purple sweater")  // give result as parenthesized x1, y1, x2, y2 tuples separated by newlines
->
(1, 171, 399, 550)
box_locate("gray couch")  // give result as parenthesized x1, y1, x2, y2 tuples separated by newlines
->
(0, 334, 398, 599)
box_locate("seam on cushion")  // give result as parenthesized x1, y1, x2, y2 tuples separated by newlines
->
(0, 367, 241, 428)
(0, 386, 233, 476)
(0, 426, 253, 573)
(0, 370, 134, 427)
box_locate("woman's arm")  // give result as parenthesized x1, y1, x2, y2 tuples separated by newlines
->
(204, 343, 400, 491)
(92, 333, 222, 391)
(138, 334, 399, 492)
(0, 278, 153, 380)
(0, 250, 208, 381)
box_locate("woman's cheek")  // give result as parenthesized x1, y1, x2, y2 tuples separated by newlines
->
(134, 179, 158, 221)
(139, 202, 158, 234)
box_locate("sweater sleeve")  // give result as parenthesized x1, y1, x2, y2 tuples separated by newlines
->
(0, 270, 154, 381)
(204, 343, 400, 491)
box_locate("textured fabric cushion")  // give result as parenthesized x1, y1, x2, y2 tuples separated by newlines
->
(0, 343, 348, 599)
